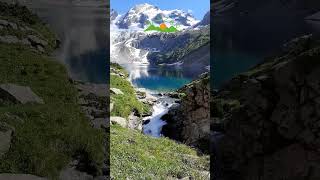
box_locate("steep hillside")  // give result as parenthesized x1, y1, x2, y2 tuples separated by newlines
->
(162, 73, 210, 153)
(0, 2, 104, 179)
(147, 26, 210, 67)
(212, 35, 320, 179)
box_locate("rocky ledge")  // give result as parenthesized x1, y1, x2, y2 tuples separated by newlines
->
(0, 18, 51, 53)
(73, 81, 109, 180)
(212, 34, 320, 179)
(162, 73, 210, 153)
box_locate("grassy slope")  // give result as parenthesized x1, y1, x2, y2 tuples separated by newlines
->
(111, 125, 209, 179)
(110, 64, 209, 179)
(0, 3, 103, 179)
(110, 63, 149, 119)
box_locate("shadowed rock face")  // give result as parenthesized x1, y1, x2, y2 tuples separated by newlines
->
(211, 35, 320, 180)
(162, 73, 210, 153)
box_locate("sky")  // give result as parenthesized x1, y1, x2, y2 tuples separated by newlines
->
(110, 0, 210, 20)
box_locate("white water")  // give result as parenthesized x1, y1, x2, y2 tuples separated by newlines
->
(143, 101, 171, 137)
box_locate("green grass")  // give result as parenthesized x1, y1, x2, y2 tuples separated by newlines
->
(110, 125, 209, 179)
(110, 64, 149, 119)
(0, 43, 104, 178)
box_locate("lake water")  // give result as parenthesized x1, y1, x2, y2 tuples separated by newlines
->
(213, 16, 320, 88)
(120, 63, 205, 92)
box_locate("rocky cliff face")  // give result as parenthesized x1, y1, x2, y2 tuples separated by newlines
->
(212, 35, 320, 180)
(162, 73, 210, 152)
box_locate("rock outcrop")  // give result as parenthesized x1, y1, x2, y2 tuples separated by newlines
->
(162, 73, 210, 152)
(0, 122, 14, 158)
(0, 84, 44, 105)
(211, 35, 320, 180)
(0, 17, 49, 53)
(74, 81, 109, 179)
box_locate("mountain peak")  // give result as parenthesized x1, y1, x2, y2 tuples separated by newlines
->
(131, 3, 159, 12)
(116, 4, 199, 30)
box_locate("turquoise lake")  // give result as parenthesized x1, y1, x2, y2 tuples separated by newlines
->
(120, 64, 205, 92)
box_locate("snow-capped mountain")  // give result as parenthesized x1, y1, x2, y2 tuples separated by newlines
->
(110, 3, 209, 71)
(115, 3, 199, 30)
(110, 9, 118, 21)
(195, 11, 210, 27)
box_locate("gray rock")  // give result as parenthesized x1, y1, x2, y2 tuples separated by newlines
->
(0, 19, 9, 26)
(0, 123, 13, 158)
(0, 84, 44, 104)
(76, 83, 108, 97)
(27, 35, 48, 47)
(0, 174, 47, 180)
(110, 88, 124, 95)
(8, 22, 18, 30)
(305, 11, 320, 21)
(36, 45, 45, 53)
(110, 102, 114, 112)
(59, 167, 93, 180)
(128, 112, 141, 130)
(21, 38, 31, 46)
(110, 116, 127, 128)
(92, 118, 109, 129)
(0, 35, 20, 44)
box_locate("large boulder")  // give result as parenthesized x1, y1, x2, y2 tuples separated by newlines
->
(110, 88, 124, 95)
(110, 116, 127, 128)
(0, 84, 44, 104)
(162, 73, 210, 152)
